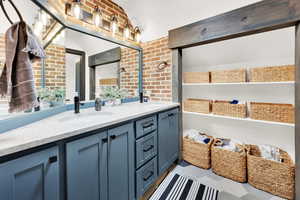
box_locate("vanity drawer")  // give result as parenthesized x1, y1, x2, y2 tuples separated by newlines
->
(136, 131, 157, 168)
(136, 157, 158, 198)
(136, 115, 157, 138)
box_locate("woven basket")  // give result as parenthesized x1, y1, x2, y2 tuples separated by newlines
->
(183, 72, 210, 83)
(183, 99, 211, 114)
(212, 101, 246, 118)
(211, 141, 247, 183)
(250, 102, 295, 124)
(250, 65, 295, 82)
(247, 145, 295, 199)
(182, 135, 213, 169)
(211, 69, 246, 83)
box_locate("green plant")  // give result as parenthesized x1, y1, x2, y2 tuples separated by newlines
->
(38, 88, 65, 103)
(100, 86, 128, 100)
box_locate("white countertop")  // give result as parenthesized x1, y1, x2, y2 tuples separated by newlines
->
(0, 102, 179, 157)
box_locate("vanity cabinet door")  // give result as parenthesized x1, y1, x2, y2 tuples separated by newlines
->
(0, 146, 60, 200)
(158, 108, 179, 175)
(108, 123, 135, 200)
(66, 132, 108, 200)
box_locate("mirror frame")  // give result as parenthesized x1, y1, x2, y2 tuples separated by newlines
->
(30, 0, 144, 102)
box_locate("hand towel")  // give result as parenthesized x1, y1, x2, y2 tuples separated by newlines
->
(0, 21, 46, 113)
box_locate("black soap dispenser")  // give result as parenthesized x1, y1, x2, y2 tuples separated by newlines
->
(74, 92, 80, 114)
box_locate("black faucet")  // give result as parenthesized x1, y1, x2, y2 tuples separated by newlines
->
(74, 95, 80, 114)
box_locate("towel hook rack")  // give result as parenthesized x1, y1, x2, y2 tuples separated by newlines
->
(0, 0, 23, 25)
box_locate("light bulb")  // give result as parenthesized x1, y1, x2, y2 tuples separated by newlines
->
(134, 27, 141, 43)
(112, 22, 117, 35)
(72, 1, 82, 19)
(94, 14, 101, 27)
(93, 7, 102, 27)
(124, 25, 130, 39)
(34, 21, 43, 36)
(40, 11, 48, 26)
(111, 15, 118, 36)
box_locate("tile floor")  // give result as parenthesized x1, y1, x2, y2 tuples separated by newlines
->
(169, 162, 285, 200)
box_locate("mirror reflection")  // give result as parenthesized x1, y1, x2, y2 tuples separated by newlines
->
(0, 3, 139, 120)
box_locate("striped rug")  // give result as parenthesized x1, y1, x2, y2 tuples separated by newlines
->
(150, 173, 219, 200)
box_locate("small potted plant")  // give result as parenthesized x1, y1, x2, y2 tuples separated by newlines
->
(100, 86, 128, 106)
(38, 88, 65, 108)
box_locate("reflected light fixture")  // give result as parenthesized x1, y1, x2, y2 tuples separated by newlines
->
(40, 10, 48, 26)
(72, 0, 82, 19)
(33, 17, 43, 36)
(111, 15, 118, 35)
(93, 6, 102, 27)
(134, 26, 141, 43)
(124, 23, 130, 39)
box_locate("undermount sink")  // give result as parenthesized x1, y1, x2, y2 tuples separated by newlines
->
(58, 110, 114, 122)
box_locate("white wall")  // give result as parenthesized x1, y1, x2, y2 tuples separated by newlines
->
(0, 1, 38, 34)
(124, 0, 261, 41)
(182, 27, 295, 160)
(95, 62, 119, 97)
(65, 29, 119, 100)
(65, 53, 81, 100)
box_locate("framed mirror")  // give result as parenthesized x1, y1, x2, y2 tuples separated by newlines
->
(0, 0, 143, 122)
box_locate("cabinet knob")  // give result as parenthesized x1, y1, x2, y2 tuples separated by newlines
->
(143, 145, 154, 152)
(49, 156, 58, 164)
(143, 171, 154, 181)
(102, 138, 108, 143)
(110, 135, 116, 140)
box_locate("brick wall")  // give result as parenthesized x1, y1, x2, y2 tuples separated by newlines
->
(142, 37, 172, 102)
(33, 44, 66, 90)
(120, 47, 139, 96)
(44, 45, 66, 90)
(120, 37, 172, 102)
(0, 34, 5, 74)
(49, 0, 138, 45)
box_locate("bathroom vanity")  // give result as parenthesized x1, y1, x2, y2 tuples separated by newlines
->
(0, 102, 180, 200)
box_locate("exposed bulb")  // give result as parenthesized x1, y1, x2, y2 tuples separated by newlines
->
(136, 32, 141, 42)
(93, 6, 102, 27)
(34, 21, 43, 36)
(112, 21, 117, 35)
(124, 26, 130, 39)
(94, 14, 101, 27)
(72, 2, 81, 19)
(40, 11, 48, 26)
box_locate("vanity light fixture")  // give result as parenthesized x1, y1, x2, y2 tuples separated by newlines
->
(111, 15, 118, 36)
(71, 0, 82, 19)
(40, 10, 48, 26)
(93, 6, 102, 27)
(124, 22, 130, 39)
(33, 17, 44, 36)
(134, 26, 141, 43)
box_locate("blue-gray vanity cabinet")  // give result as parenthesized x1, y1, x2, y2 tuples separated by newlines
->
(158, 108, 179, 175)
(66, 132, 108, 200)
(108, 122, 135, 200)
(0, 146, 60, 200)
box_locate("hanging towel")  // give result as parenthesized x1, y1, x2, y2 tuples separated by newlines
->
(0, 21, 46, 113)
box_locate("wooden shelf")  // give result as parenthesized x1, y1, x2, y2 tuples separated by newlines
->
(183, 111, 295, 127)
(183, 81, 294, 86)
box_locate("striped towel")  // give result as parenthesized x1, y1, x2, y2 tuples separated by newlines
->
(150, 173, 219, 200)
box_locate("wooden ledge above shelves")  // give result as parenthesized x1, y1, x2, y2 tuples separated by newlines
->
(182, 81, 295, 86)
(183, 111, 295, 127)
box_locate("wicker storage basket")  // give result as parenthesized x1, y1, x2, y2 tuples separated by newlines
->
(183, 72, 210, 83)
(247, 145, 295, 199)
(250, 65, 295, 82)
(212, 101, 246, 118)
(211, 69, 246, 83)
(211, 141, 247, 183)
(250, 102, 295, 124)
(182, 135, 213, 169)
(183, 99, 211, 114)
